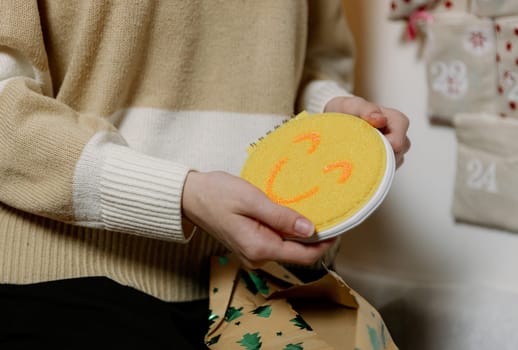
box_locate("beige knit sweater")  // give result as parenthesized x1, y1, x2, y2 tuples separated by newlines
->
(0, 0, 355, 301)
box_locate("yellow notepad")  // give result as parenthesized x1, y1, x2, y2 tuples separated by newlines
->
(240, 111, 395, 242)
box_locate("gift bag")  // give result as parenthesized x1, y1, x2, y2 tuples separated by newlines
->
(387, 0, 469, 41)
(424, 13, 498, 123)
(452, 113, 518, 233)
(471, 0, 518, 17)
(387, 0, 469, 21)
(205, 256, 398, 350)
(495, 16, 518, 119)
(388, 0, 435, 20)
(432, 0, 471, 14)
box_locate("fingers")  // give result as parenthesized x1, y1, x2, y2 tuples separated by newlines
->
(236, 219, 337, 269)
(273, 237, 336, 266)
(231, 184, 335, 269)
(323, 96, 411, 169)
(381, 107, 410, 150)
(239, 186, 315, 238)
(394, 136, 411, 168)
(380, 107, 411, 168)
(325, 96, 388, 129)
(182, 171, 333, 269)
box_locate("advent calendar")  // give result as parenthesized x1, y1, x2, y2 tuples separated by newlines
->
(389, 0, 518, 233)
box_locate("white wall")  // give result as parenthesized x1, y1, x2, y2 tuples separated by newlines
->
(336, 2, 518, 349)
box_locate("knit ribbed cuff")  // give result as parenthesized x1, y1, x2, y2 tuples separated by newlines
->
(100, 144, 192, 241)
(73, 132, 193, 242)
(301, 80, 354, 114)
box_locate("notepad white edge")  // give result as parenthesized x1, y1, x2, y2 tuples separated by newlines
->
(293, 130, 396, 243)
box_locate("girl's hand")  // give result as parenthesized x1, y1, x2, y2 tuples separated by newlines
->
(182, 171, 336, 269)
(325, 96, 411, 168)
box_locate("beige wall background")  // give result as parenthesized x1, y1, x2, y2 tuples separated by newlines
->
(336, 2, 518, 349)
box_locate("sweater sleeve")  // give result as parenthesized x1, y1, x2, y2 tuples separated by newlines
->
(297, 0, 356, 114)
(0, 2, 194, 242)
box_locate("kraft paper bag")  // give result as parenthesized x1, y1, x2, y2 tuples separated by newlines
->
(472, 0, 518, 17)
(452, 113, 518, 233)
(495, 16, 518, 119)
(205, 256, 398, 350)
(424, 13, 498, 124)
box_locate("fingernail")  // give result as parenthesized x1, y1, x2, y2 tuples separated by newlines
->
(294, 218, 315, 237)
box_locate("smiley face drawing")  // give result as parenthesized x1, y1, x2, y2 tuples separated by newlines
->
(240, 112, 395, 242)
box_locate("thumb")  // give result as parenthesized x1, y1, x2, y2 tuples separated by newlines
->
(242, 191, 315, 238)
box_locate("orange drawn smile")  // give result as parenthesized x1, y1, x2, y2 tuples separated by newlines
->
(265, 132, 353, 204)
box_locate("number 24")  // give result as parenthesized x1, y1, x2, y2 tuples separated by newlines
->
(466, 158, 498, 193)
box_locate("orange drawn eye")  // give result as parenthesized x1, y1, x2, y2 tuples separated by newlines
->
(323, 161, 352, 183)
(293, 132, 320, 154)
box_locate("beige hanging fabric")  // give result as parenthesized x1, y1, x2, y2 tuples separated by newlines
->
(205, 256, 398, 350)
(495, 16, 518, 119)
(471, 0, 518, 17)
(388, 0, 435, 20)
(452, 113, 518, 233)
(388, 0, 471, 20)
(388, 0, 518, 123)
(388, 0, 518, 234)
(424, 13, 498, 124)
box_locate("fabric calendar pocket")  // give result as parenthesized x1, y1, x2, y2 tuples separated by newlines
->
(452, 113, 518, 233)
(495, 16, 518, 119)
(424, 14, 498, 124)
(388, 0, 471, 21)
(472, 0, 518, 17)
(388, 0, 435, 20)
(433, 0, 471, 14)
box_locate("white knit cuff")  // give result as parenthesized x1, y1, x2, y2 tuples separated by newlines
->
(301, 80, 354, 114)
(73, 131, 193, 242)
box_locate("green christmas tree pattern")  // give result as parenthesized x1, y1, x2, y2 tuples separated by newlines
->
(248, 271, 270, 295)
(237, 332, 262, 350)
(208, 311, 219, 328)
(218, 256, 229, 265)
(206, 334, 221, 346)
(240, 271, 258, 295)
(252, 305, 272, 318)
(290, 315, 313, 331)
(225, 306, 244, 322)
